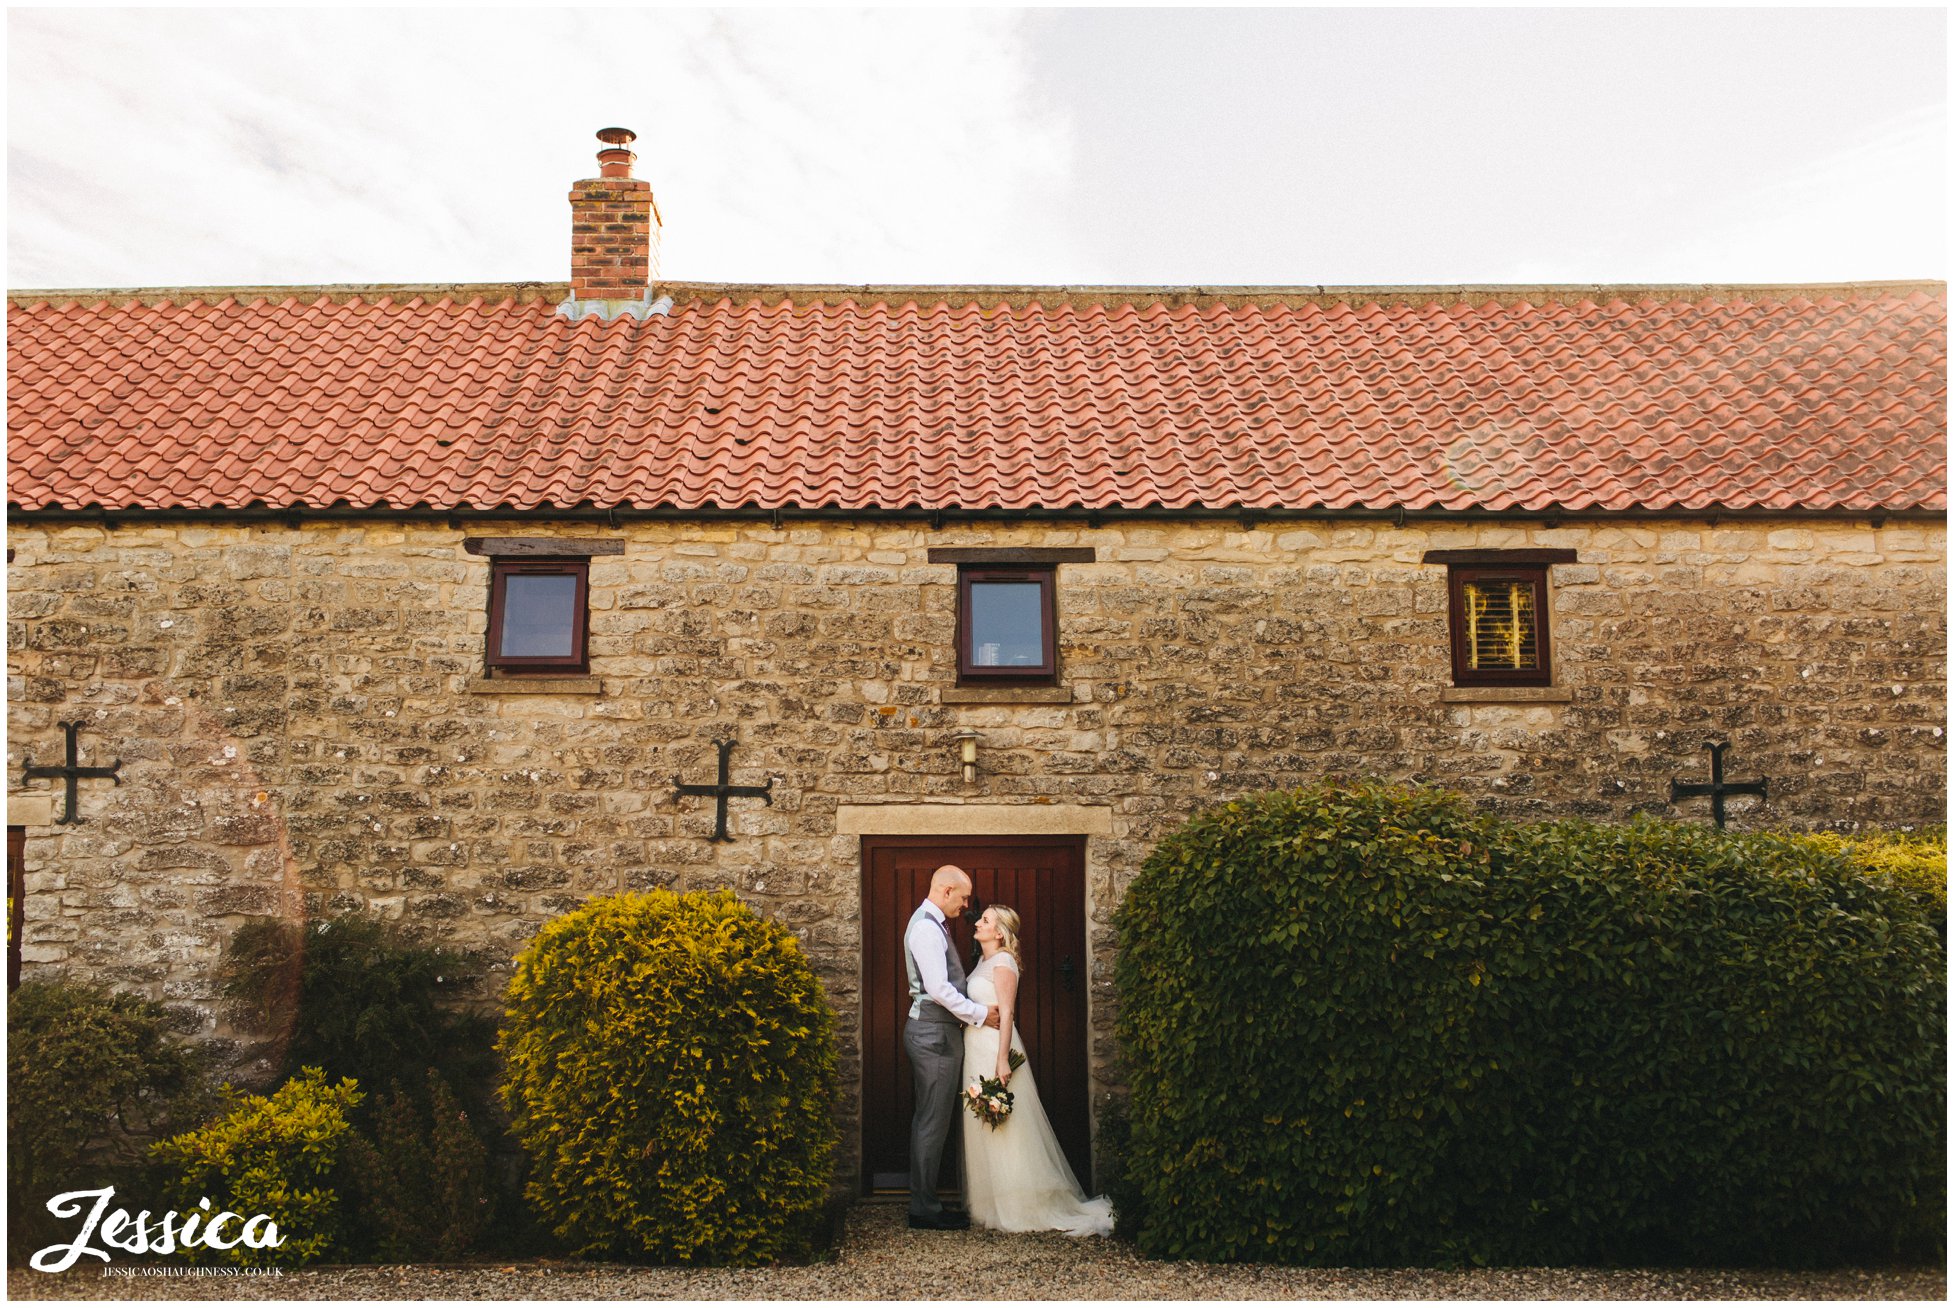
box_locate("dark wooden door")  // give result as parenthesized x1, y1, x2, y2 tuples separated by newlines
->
(8, 827, 24, 992)
(861, 835, 1090, 1193)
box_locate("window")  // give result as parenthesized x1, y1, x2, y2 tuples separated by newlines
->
(926, 546, 1093, 689)
(487, 559, 589, 674)
(1448, 565, 1549, 686)
(1426, 548, 1572, 689)
(958, 565, 1056, 680)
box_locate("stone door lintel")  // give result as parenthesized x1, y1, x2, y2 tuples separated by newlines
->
(836, 803, 1113, 836)
(8, 795, 54, 828)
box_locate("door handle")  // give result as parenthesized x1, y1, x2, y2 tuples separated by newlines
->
(1058, 954, 1076, 993)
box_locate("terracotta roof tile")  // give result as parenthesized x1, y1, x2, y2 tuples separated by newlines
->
(6, 285, 1945, 514)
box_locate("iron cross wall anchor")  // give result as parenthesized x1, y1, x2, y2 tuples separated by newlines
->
(671, 739, 774, 843)
(21, 721, 123, 825)
(1669, 740, 1768, 830)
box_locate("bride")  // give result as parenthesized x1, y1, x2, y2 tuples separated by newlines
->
(960, 904, 1114, 1236)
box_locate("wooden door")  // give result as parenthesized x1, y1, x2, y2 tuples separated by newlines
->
(861, 835, 1090, 1193)
(8, 827, 23, 992)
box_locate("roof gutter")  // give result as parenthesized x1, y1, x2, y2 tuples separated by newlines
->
(6, 504, 1939, 530)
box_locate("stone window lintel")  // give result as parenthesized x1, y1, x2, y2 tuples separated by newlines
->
(940, 685, 1074, 705)
(1439, 686, 1573, 704)
(467, 676, 604, 696)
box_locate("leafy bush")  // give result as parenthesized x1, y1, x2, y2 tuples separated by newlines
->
(7, 980, 212, 1262)
(220, 913, 496, 1109)
(1113, 780, 1945, 1267)
(498, 889, 839, 1264)
(1485, 819, 1944, 1267)
(1114, 780, 1511, 1264)
(342, 1071, 496, 1262)
(219, 912, 532, 1260)
(151, 1067, 363, 1267)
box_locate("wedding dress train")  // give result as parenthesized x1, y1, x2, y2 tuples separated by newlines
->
(960, 953, 1115, 1236)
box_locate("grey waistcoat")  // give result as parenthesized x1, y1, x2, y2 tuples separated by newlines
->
(905, 902, 968, 1024)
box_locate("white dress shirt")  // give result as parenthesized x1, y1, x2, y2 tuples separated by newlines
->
(906, 899, 987, 1026)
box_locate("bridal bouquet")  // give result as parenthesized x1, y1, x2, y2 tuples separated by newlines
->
(964, 1051, 1026, 1130)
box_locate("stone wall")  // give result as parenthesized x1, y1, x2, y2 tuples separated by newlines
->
(7, 516, 1946, 1178)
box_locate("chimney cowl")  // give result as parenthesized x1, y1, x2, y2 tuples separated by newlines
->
(595, 126, 637, 178)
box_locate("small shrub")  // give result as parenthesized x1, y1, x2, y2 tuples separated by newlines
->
(498, 889, 839, 1264)
(8, 980, 212, 1262)
(151, 1067, 363, 1267)
(343, 1071, 496, 1262)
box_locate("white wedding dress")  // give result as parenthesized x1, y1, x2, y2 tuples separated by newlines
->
(961, 952, 1115, 1236)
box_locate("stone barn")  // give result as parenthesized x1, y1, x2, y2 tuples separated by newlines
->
(7, 129, 1946, 1191)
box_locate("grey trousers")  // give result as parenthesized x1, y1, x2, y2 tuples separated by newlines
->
(903, 1016, 964, 1217)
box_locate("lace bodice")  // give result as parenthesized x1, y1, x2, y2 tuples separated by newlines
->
(966, 951, 1019, 1005)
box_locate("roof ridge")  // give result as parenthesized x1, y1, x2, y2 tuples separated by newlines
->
(7, 278, 1946, 311)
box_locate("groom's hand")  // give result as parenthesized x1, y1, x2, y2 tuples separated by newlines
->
(983, 1005, 1001, 1029)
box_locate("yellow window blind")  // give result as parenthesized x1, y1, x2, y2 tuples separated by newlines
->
(1462, 579, 1539, 671)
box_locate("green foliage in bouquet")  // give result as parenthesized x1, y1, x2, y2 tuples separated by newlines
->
(1113, 780, 1945, 1268)
(151, 1067, 363, 1267)
(497, 889, 839, 1264)
(7, 980, 213, 1261)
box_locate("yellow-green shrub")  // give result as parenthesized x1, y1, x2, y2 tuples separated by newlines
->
(497, 889, 838, 1264)
(150, 1067, 363, 1267)
(1797, 827, 1946, 912)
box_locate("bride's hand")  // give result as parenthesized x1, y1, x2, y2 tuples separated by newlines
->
(995, 1063, 1012, 1087)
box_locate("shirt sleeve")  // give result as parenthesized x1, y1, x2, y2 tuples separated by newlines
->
(906, 916, 988, 1026)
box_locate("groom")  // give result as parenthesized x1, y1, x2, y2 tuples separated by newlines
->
(902, 863, 1000, 1230)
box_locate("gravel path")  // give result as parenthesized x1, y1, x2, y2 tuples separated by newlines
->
(10, 1202, 1944, 1301)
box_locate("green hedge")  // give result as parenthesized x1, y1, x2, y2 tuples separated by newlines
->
(1113, 781, 1945, 1267)
(1484, 819, 1943, 1266)
(497, 889, 838, 1264)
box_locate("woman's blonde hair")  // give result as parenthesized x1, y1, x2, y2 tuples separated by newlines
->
(988, 903, 1023, 970)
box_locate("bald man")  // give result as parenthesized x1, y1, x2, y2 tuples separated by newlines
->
(902, 864, 999, 1229)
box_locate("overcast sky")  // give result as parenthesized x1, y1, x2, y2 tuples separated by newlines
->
(7, 8, 1945, 290)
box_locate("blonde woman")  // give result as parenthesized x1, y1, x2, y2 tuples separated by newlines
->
(960, 904, 1114, 1236)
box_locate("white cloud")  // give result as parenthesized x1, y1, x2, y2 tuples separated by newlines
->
(7, 9, 1078, 287)
(5, 9, 1942, 289)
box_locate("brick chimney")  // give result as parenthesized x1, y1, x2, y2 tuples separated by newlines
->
(568, 127, 661, 304)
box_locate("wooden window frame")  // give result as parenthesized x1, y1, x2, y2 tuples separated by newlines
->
(1447, 563, 1553, 688)
(956, 565, 1058, 683)
(486, 558, 590, 675)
